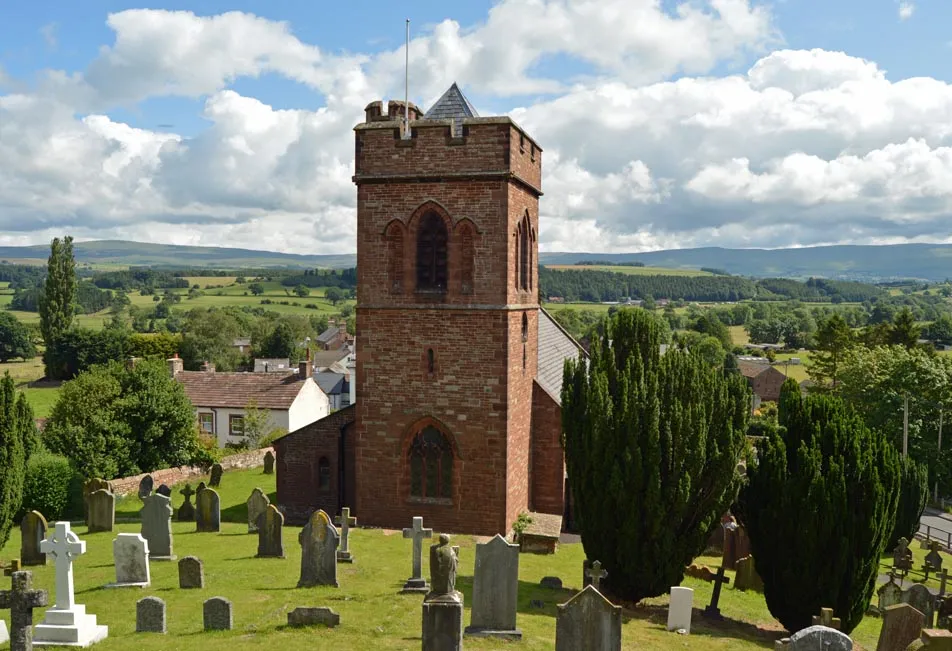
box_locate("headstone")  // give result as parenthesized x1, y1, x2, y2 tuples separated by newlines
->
(246, 488, 270, 534)
(876, 603, 925, 651)
(0, 571, 48, 651)
(33, 522, 108, 646)
(177, 483, 196, 522)
(197, 481, 207, 495)
(423, 534, 463, 651)
(939, 569, 949, 598)
(209, 463, 223, 487)
(904, 584, 936, 627)
(263, 451, 275, 474)
(541, 576, 563, 590)
(203, 597, 232, 631)
(155, 484, 171, 498)
(937, 597, 952, 629)
(926, 542, 944, 579)
(895, 538, 915, 573)
(140, 493, 175, 560)
(256, 505, 285, 558)
(722, 520, 751, 571)
(86, 489, 115, 533)
(109, 533, 150, 588)
(287, 607, 340, 628)
(813, 607, 842, 630)
(465, 534, 521, 639)
(297, 510, 339, 587)
(585, 560, 608, 591)
(334, 507, 357, 563)
(555, 585, 622, 651)
(702, 566, 731, 620)
(2, 560, 20, 577)
(401, 516, 434, 593)
(19, 512, 48, 567)
(667, 586, 694, 633)
(138, 475, 154, 500)
(908, 629, 952, 650)
(775, 625, 853, 650)
(0, 620, 6, 646)
(82, 479, 110, 524)
(136, 596, 166, 634)
(880, 574, 904, 612)
(734, 555, 764, 592)
(196, 487, 221, 533)
(178, 556, 204, 589)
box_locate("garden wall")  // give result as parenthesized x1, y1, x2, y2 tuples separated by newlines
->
(109, 447, 273, 496)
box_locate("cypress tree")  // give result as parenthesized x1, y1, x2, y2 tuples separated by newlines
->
(39, 235, 76, 347)
(0, 374, 31, 549)
(889, 456, 929, 550)
(738, 379, 900, 634)
(562, 309, 750, 602)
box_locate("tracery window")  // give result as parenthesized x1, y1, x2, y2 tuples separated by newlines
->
(417, 212, 448, 292)
(409, 426, 453, 499)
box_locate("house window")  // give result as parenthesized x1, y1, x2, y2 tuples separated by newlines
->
(417, 211, 448, 292)
(318, 457, 331, 492)
(198, 412, 213, 434)
(409, 426, 453, 500)
(459, 223, 475, 295)
(386, 221, 404, 293)
(229, 415, 245, 437)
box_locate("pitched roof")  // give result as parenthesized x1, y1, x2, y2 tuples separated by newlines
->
(314, 371, 346, 396)
(423, 82, 479, 121)
(316, 325, 341, 344)
(537, 308, 586, 405)
(176, 371, 308, 410)
(312, 348, 350, 369)
(736, 359, 772, 379)
(254, 358, 291, 373)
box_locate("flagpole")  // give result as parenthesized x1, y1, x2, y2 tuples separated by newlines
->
(404, 18, 410, 138)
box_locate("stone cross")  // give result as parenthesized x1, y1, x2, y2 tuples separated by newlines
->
(177, 483, 196, 522)
(0, 571, 48, 651)
(4, 559, 21, 577)
(585, 560, 607, 591)
(402, 516, 433, 592)
(40, 522, 85, 611)
(812, 607, 842, 630)
(334, 507, 357, 563)
(702, 566, 731, 620)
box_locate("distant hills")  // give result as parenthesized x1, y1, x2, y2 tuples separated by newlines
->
(1, 240, 950, 281)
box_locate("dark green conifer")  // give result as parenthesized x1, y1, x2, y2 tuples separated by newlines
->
(889, 456, 929, 550)
(0, 374, 33, 549)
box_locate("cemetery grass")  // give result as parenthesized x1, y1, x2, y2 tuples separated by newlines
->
(2, 467, 888, 650)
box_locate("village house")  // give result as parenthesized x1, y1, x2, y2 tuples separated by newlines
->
(737, 359, 787, 409)
(316, 320, 350, 350)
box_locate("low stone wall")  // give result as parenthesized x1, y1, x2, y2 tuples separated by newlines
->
(109, 447, 273, 496)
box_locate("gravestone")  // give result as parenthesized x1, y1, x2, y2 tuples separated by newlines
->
(904, 584, 936, 627)
(82, 478, 110, 524)
(246, 488, 270, 534)
(702, 566, 731, 620)
(138, 475, 154, 500)
(895, 538, 915, 573)
(402, 516, 434, 593)
(197, 481, 207, 495)
(775, 625, 853, 650)
(19, 512, 47, 567)
(334, 507, 357, 563)
(256, 505, 285, 558)
(86, 489, 115, 533)
(33, 522, 109, 646)
(880, 575, 904, 612)
(297, 510, 339, 587)
(287, 607, 340, 628)
(209, 463, 224, 488)
(937, 597, 952, 629)
(0, 570, 48, 651)
(876, 603, 925, 651)
(422, 534, 463, 651)
(263, 451, 275, 474)
(734, 555, 764, 592)
(926, 542, 944, 579)
(556, 585, 622, 651)
(667, 586, 694, 633)
(0, 621, 6, 646)
(109, 533, 150, 588)
(178, 556, 204, 589)
(722, 520, 751, 570)
(465, 534, 521, 639)
(140, 493, 175, 560)
(155, 484, 171, 498)
(203, 597, 233, 631)
(196, 487, 221, 533)
(136, 596, 166, 634)
(813, 607, 842, 629)
(3, 560, 20, 577)
(177, 483, 196, 522)
(907, 629, 952, 650)
(585, 560, 608, 591)
(939, 569, 949, 598)
(541, 576, 563, 590)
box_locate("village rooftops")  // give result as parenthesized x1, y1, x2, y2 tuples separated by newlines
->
(736, 359, 773, 378)
(175, 370, 309, 410)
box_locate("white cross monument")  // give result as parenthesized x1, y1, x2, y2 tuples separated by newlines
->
(33, 521, 108, 647)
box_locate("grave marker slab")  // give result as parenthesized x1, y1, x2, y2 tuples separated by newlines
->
(109, 533, 150, 588)
(136, 597, 166, 634)
(911, 629, 952, 650)
(334, 507, 357, 563)
(287, 607, 340, 628)
(140, 494, 175, 560)
(541, 576, 563, 590)
(137, 475, 153, 500)
(178, 557, 204, 589)
(203, 597, 232, 631)
(297, 510, 338, 587)
(556, 585, 622, 651)
(775, 625, 853, 650)
(246, 488, 270, 534)
(894, 538, 914, 573)
(86, 489, 115, 533)
(465, 534, 521, 639)
(155, 484, 171, 498)
(667, 586, 694, 633)
(937, 597, 952, 629)
(263, 451, 275, 474)
(401, 516, 433, 593)
(209, 463, 223, 487)
(177, 484, 196, 522)
(256, 505, 285, 558)
(423, 534, 463, 651)
(876, 602, 925, 651)
(196, 487, 221, 533)
(82, 479, 110, 525)
(19, 512, 47, 567)
(0, 570, 48, 651)
(904, 584, 936, 627)
(734, 555, 764, 592)
(879, 575, 904, 612)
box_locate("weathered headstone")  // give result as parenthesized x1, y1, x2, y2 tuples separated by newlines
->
(465, 534, 520, 639)
(196, 487, 221, 533)
(423, 534, 463, 651)
(297, 510, 339, 587)
(880, 574, 904, 612)
(178, 556, 204, 589)
(256, 505, 285, 558)
(209, 463, 224, 488)
(907, 629, 952, 649)
(109, 533, 150, 588)
(0, 570, 48, 651)
(667, 586, 694, 633)
(585, 560, 608, 591)
(33, 522, 108, 646)
(937, 596, 952, 629)
(555, 585, 622, 651)
(287, 607, 340, 628)
(246, 488, 270, 534)
(177, 483, 196, 522)
(86, 488, 115, 533)
(197, 481, 207, 495)
(203, 597, 232, 631)
(895, 538, 915, 573)
(19, 512, 47, 567)
(813, 607, 842, 630)
(136, 596, 166, 634)
(734, 555, 764, 592)
(775, 625, 853, 650)
(702, 566, 731, 620)
(141, 493, 175, 560)
(334, 507, 357, 563)
(876, 603, 925, 651)
(925, 542, 944, 580)
(155, 484, 172, 498)
(82, 478, 110, 524)
(939, 569, 949, 598)
(904, 584, 936, 627)
(402, 516, 434, 593)
(138, 475, 154, 500)
(722, 520, 751, 570)
(263, 450, 275, 475)
(541, 576, 563, 590)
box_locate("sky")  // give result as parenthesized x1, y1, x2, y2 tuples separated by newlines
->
(3, 0, 952, 255)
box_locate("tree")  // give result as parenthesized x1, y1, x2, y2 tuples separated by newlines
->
(0, 312, 37, 362)
(889, 456, 929, 550)
(889, 307, 920, 349)
(0, 374, 33, 549)
(738, 379, 900, 634)
(249, 283, 265, 296)
(293, 284, 311, 298)
(257, 322, 296, 360)
(926, 314, 952, 346)
(325, 287, 344, 305)
(241, 400, 274, 449)
(562, 309, 749, 602)
(179, 308, 245, 371)
(38, 236, 76, 346)
(809, 314, 855, 389)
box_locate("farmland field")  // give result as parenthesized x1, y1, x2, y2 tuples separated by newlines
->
(546, 264, 714, 277)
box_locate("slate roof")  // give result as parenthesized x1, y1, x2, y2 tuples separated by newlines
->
(537, 308, 586, 405)
(736, 359, 772, 379)
(423, 82, 479, 121)
(316, 325, 341, 344)
(314, 371, 346, 396)
(176, 371, 307, 410)
(312, 348, 350, 370)
(254, 358, 291, 373)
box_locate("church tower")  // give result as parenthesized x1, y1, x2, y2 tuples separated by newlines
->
(353, 83, 543, 535)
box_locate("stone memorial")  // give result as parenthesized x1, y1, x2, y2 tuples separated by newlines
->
(907, 629, 952, 649)
(137, 475, 154, 500)
(209, 463, 224, 488)
(422, 534, 463, 651)
(939, 569, 949, 598)
(880, 574, 904, 612)
(0, 570, 48, 651)
(584, 560, 608, 590)
(876, 603, 925, 651)
(140, 493, 175, 560)
(256, 505, 285, 558)
(297, 510, 339, 588)
(263, 450, 275, 474)
(402, 516, 434, 593)
(197, 481, 207, 495)
(33, 522, 109, 646)
(667, 586, 694, 633)
(136, 596, 166, 634)
(775, 625, 852, 650)
(925, 542, 944, 579)
(541, 576, 563, 590)
(465, 534, 521, 639)
(555, 585, 622, 651)
(334, 507, 357, 563)
(287, 607, 340, 628)
(82, 479, 110, 525)
(722, 518, 751, 570)
(904, 584, 935, 626)
(178, 556, 204, 589)
(86, 489, 115, 533)
(203, 597, 232, 631)
(702, 566, 731, 620)
(937, 597, 952, 629)
(734, 555, 764, 592)
(895, 538, 915, 573)
(196, 487, 221, 533)
(109, 533, 150, 588)
(155, 484, 171, 498)
(246, 488, 270, 534)
(177, 483, 196, 522)
(20, 512, 48, 567)
(813, 607, 842, 630)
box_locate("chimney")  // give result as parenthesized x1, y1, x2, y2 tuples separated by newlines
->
(299, 347, 313, 379)
(167, 354, 184, 377)
(201, 361, 216, 373)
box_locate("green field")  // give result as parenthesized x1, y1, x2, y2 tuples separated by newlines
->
(546, 264, 714, 277)
(0, 357, 60, 418)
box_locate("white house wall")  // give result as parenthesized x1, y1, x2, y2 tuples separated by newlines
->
(288, 378, 330, 432)
(194, 406, 291, 448)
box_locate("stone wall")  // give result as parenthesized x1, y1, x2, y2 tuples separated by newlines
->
(109, 447, 273, 496)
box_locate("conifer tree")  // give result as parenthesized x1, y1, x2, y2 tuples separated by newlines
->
(562, 309, 750, 602)
(889, 456, 929, 550)
(0, 374, 33, 549)
(738, 379, 900, 634)
(39, 236, 76, 347)
(809, 314, 855, 389)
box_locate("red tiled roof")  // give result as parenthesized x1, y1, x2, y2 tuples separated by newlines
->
(175, 371, 306, 410)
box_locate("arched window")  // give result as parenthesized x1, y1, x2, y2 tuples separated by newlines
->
(519, 213, 530, 292)
(522, 313, 529, 369)
(386, 222, 404, 294)
(417, 211, 448, 292)
(459, 223, 475, 295)
(409, 426, 453, 499)
(318, 457, 331, 492)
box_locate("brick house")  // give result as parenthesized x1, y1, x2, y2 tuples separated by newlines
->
(316, 321, 349, 350)
(274, 83, 584, 536)
(737, 359, 787, 408)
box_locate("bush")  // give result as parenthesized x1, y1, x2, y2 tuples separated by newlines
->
(20, 451, 83, 521)
(889, 456, 929, 550)
(0, 375, 31, 549)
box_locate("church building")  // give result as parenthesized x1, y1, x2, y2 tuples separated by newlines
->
(274, 83, 584, 536)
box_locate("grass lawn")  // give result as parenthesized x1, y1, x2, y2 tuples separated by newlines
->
(546, 265, 714, 277)
(0, 357, 60, 418)
(773, 352, 811, 383)
(542, 302, 614, 314)
(0, 466, 894, 650)
(729, 325, 750, 346)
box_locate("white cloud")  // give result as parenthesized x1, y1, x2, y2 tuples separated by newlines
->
(899, 2, 915, 20)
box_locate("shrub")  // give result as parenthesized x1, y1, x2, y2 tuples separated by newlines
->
(0, 375, 31, 549)
(889, 456, 929, 550)
(20, 451, 83, 521)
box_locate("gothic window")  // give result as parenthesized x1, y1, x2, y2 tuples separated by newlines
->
(386, 222, 404, 294)
(519, 213, 530, 292)
(417, 211, 448, 292)
(522, 313, 529, 370)
(318, 457, 331, 492)
(409, 426, 453, 499)
(459, 223, 475, 295)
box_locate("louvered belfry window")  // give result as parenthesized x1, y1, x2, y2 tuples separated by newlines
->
(417, 211, 448, 291)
